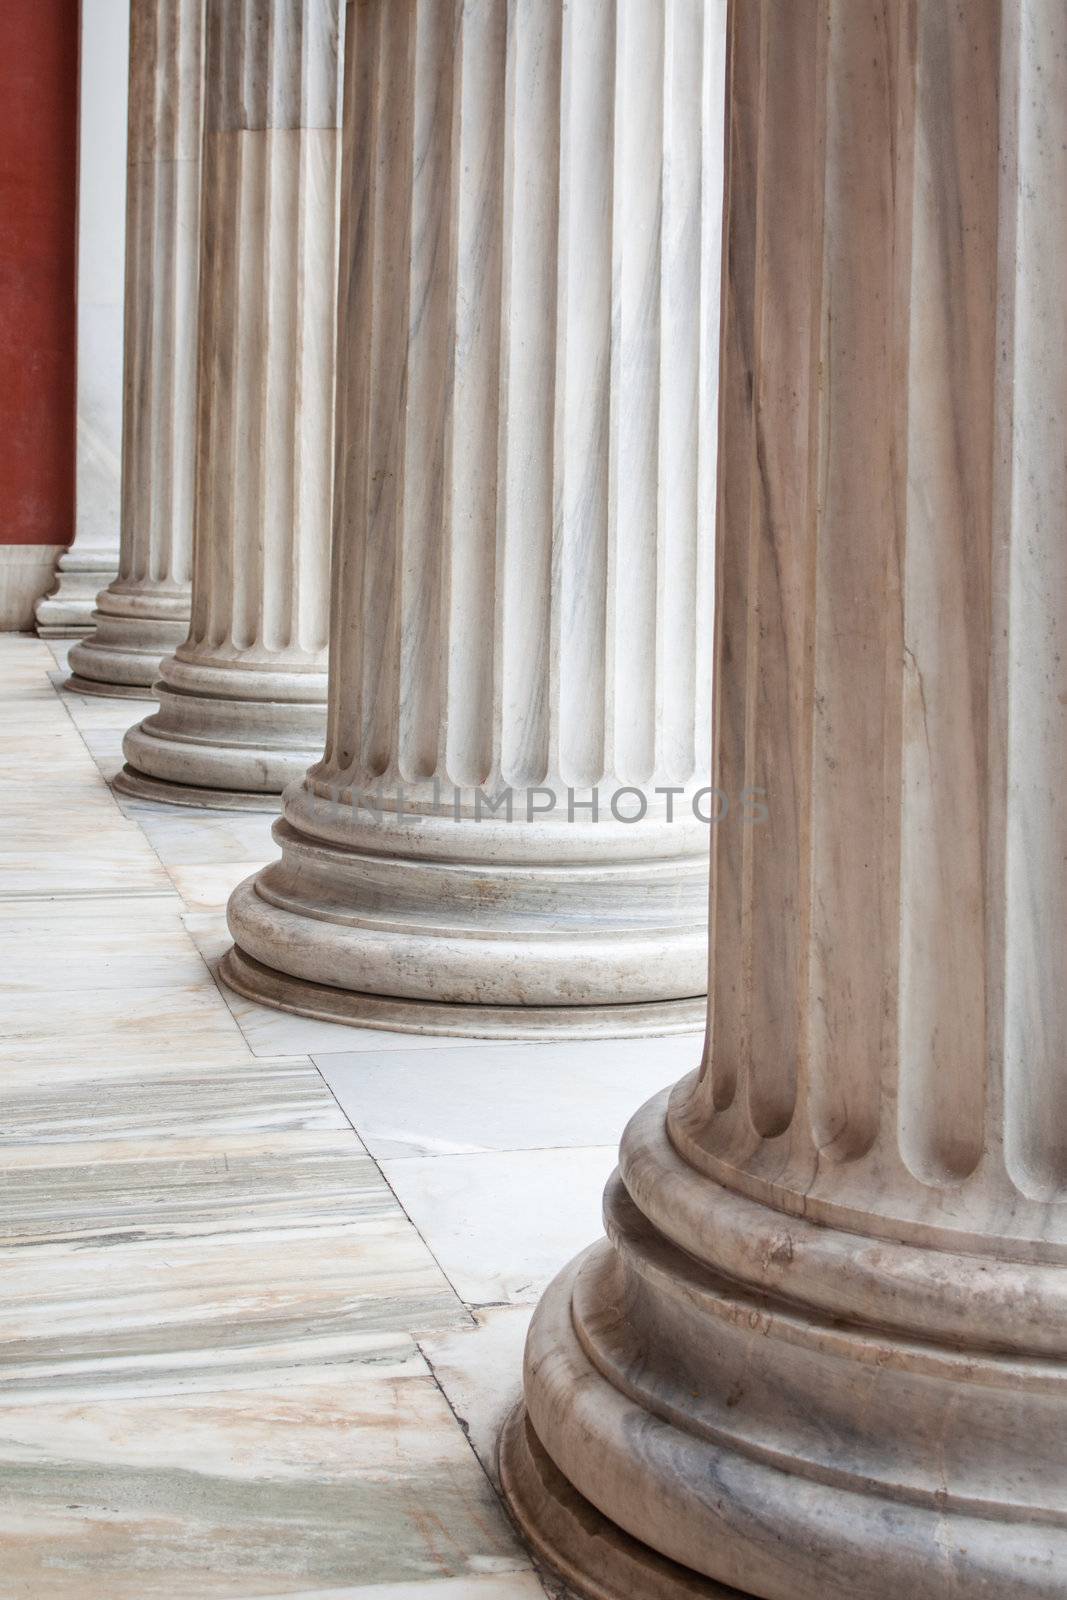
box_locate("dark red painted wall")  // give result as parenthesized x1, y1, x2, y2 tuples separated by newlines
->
(0, 1, 77, 544)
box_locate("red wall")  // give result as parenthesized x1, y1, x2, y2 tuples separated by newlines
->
(0, 1, 77, 544)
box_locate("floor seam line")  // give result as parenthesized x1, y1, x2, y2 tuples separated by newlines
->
(311, 1056, 477, 1328)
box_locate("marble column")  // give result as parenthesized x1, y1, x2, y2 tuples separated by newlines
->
(35, 0, 129, 637)
(68, 0, 204, 699)
(115, 0, 341, 805)
(501, 1, 1067, 1593)
(221, 0, 724, 1037)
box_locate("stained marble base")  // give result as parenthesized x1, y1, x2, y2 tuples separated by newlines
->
(66, 674, 159, 700)
(500, 1407, 736, 1600)
(504, 1150, 1067, 1600)
(112, 764, 283, 812)
(219, 945, 708, 1040)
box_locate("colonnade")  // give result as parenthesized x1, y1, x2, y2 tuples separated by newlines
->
(58, 1, 1067, 1593)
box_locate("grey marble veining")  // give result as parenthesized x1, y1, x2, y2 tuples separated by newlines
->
(0, 635, 551, 1598)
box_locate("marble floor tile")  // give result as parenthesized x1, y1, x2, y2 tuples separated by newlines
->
(0, 721, 91, 755)
(0, 896, 211, 992)
(0, 849, 173, 899)
(0, 1360, 533, 1599)
(128, 806, 278, 866)
(44, 638, 74, 672)
(0, 982, 249, 1067)
(79, 724, 128, 781)
(58, 689, 155, 730)
(381, 1146, 616, 1305)
(167, 860, 272, 912)
(0, 1175, 468, 1380)
(315, 1036, 696, 1158)
(1, 691, 75, 733)
(419, 1305, 534, 1485)
(2, 1057, 348, 1143)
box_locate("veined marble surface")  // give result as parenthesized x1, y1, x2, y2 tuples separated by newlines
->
(1, 631, 657, 1595)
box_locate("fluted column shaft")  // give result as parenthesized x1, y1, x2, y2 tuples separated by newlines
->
(222, 0, 724, 1036)
(35, 0, 129, 637)
(69, 0, 205, 697)
(118, 0, 342, 806)
(503, 2, 1067, 1595)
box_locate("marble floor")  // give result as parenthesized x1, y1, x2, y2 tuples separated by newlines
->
(0, 633, 702, 1599)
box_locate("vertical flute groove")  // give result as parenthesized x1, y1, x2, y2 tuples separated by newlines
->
(320, 0, 715, 800)
(184, 0, 340, 666)
(677, 0, 1067, 1240)
(120, 0, 204, 594)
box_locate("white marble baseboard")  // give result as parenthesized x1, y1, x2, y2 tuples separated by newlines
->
(0, 543, 65, 630)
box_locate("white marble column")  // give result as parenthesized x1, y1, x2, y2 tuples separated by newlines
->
(35, 0, 129, 637)
(68, 0, 204, 698)
(221, 0, 723, 1035)
(116, 0, 341, 804)
(501, 2, 1067, 1594)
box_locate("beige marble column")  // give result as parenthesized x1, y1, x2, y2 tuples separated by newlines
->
(116, 0, 341, 806)
(35, 0, 129, 637)
(221, 0, 724, 1036)
(501, 1, 1067, 1593)
(68, 0, 204, 698)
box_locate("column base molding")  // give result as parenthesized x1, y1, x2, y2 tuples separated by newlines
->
(120, 656, 328, 805)
(34, 551, 118, 637)
(502, 1142, 1067, 1599)
(66, 677, 158, 701)
(500, 1405, 737, 1600)
(67, 589, 191, 694)
(222, 809, 710, 1033)
(112, 765, 282, 812)
(218, 943, 707, 1041)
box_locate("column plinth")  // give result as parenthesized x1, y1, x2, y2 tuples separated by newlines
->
(502, 0, 1067, 1591)
(68, 0, 204, 698)
(221, 0, 723, 1035)
(116, 0, 341, 807)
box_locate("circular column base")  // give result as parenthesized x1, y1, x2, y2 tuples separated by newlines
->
(66, 675, 157, 701)
(218, 944, 707, 1040)
(119, 659, 328, 810)
(37, 623, 96, 640)
(112, 765, 282, 813)
(66, 593, 192, 695)
(499, 1406, 740, 1600)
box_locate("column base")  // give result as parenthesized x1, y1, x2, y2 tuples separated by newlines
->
(67, 590, 191, 695)
(66, 676, 158, 701)
(119, 654, 328, 807)
(223, 799, 710, 1032)
(34, 552, 118, 637)
(502, 1107, 1067, 1600)
(499, 1405, 739, 1600)
(112, 765, 282, 812)
(218, 944, 707, 1040)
